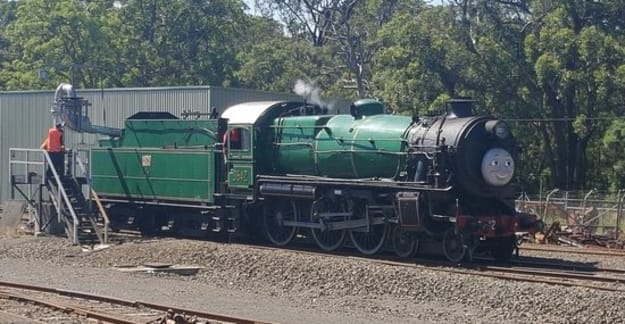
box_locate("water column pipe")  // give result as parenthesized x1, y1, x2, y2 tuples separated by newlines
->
(51, 83, 121, 137)
(51, 83, 76, 126)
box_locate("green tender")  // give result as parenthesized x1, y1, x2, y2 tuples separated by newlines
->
(91, 118, 222, 204)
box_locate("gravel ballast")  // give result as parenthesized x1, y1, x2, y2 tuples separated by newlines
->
(1, 235, 625, 323)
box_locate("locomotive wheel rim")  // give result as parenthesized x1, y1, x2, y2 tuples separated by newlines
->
(349, 224, 389, 255)
(264, 200, 297, 246)
(310, 198, 346, 251)
(442, 229, 467, 262)
(392, 226, 418, 258)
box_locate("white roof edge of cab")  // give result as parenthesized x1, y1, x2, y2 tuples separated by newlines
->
(221, 101, 288, 125)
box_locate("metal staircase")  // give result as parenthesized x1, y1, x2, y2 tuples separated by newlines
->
(9, 148, 109, 245)
(55, 176, 104, 244)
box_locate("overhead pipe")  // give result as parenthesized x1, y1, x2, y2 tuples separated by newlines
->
(52, 83, 121, 137)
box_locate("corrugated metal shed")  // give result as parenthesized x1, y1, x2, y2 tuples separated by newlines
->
(0, 86, 302, 203)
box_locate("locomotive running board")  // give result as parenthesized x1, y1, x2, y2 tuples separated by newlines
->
(257, 175, 452, 191)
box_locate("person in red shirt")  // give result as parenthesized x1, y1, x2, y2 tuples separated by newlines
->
(40, 123, 65, 180)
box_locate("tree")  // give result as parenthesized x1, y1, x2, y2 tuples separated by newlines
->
(255, 0, 421, 99)
(523, 2, 625, 190)
(373, 6, 474, 114)
(0, 0, 118, 89)
(113, 0, 247, 87)
(233, 16, 334, 93)
(0, 0, 18, 90)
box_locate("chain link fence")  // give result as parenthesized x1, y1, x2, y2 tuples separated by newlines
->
(516, 190, 625, 241)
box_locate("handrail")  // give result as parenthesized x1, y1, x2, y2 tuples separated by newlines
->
(74, 149, 110, 244)
(91, 189, 109, 244)
(41, 149, 80, 244)
(8, 148, 40, 232)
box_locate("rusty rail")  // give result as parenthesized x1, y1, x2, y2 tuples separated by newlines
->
(0, 280, 272, 324)
(0, 289, 138, 324)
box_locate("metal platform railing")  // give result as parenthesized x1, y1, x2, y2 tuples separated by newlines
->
(9, 148, 107, 245)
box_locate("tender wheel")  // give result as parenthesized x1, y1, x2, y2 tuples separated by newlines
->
(310, 198, 347, 251)
(392, 225, 419, 258)
(442, 228, 467, 262)
(263, 199, 298, 246)
(348, 201, 388, 255)
(491, 237, 515, 262)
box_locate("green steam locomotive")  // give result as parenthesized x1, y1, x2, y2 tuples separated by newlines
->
(87, 96, 541, 262)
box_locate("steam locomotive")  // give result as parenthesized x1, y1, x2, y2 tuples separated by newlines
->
(58, 86, 540, 262)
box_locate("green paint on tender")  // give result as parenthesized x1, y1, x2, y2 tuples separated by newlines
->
(91, 118, 223, 203)
(92, 149, 217, 202)
(101, 119, 221, 148)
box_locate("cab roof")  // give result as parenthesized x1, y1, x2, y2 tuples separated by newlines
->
(221, 101, 285, 124)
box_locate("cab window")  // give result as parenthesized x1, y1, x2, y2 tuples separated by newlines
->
(228, 127, 251, 151)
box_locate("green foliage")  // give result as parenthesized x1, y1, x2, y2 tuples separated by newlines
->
(0, 0, 116, 89)
(373, 8, 457, 114)
(112, 0, 247, 87)
(0, 0, 247, 88)
(602, 120, 625, 191)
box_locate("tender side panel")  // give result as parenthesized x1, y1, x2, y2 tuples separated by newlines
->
(91, 148, 217, 203)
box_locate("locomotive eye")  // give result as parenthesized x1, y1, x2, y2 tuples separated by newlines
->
(481, 148, 515, 186)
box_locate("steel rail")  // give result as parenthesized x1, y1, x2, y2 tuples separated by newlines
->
(0, 281, 272, 324)
(472, 265, 625, 284)
(0, 289, 138, 324)
(521, 246, 625, 257)
(510, 259, 625, 275)
(349, 257, 625, 293)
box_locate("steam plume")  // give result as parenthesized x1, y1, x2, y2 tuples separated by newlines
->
(293, 79, 335, 112)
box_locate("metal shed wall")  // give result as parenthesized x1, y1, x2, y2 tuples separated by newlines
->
(1, 86, 301, 203)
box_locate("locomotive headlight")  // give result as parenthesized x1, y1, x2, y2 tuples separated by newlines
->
(485, 120, 510, 139)
(481, 148, 515, 186)
(495, 123, 510, 139)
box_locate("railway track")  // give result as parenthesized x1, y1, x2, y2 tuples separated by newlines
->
(0, 280, 271, 324)
(246, 243, 625, 293)
(18, 231, 625, 301)
(520, 245, 625, 257)
(371, 256, 625, 293)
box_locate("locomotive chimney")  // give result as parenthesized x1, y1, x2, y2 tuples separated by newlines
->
(447, 98, 474, 118)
